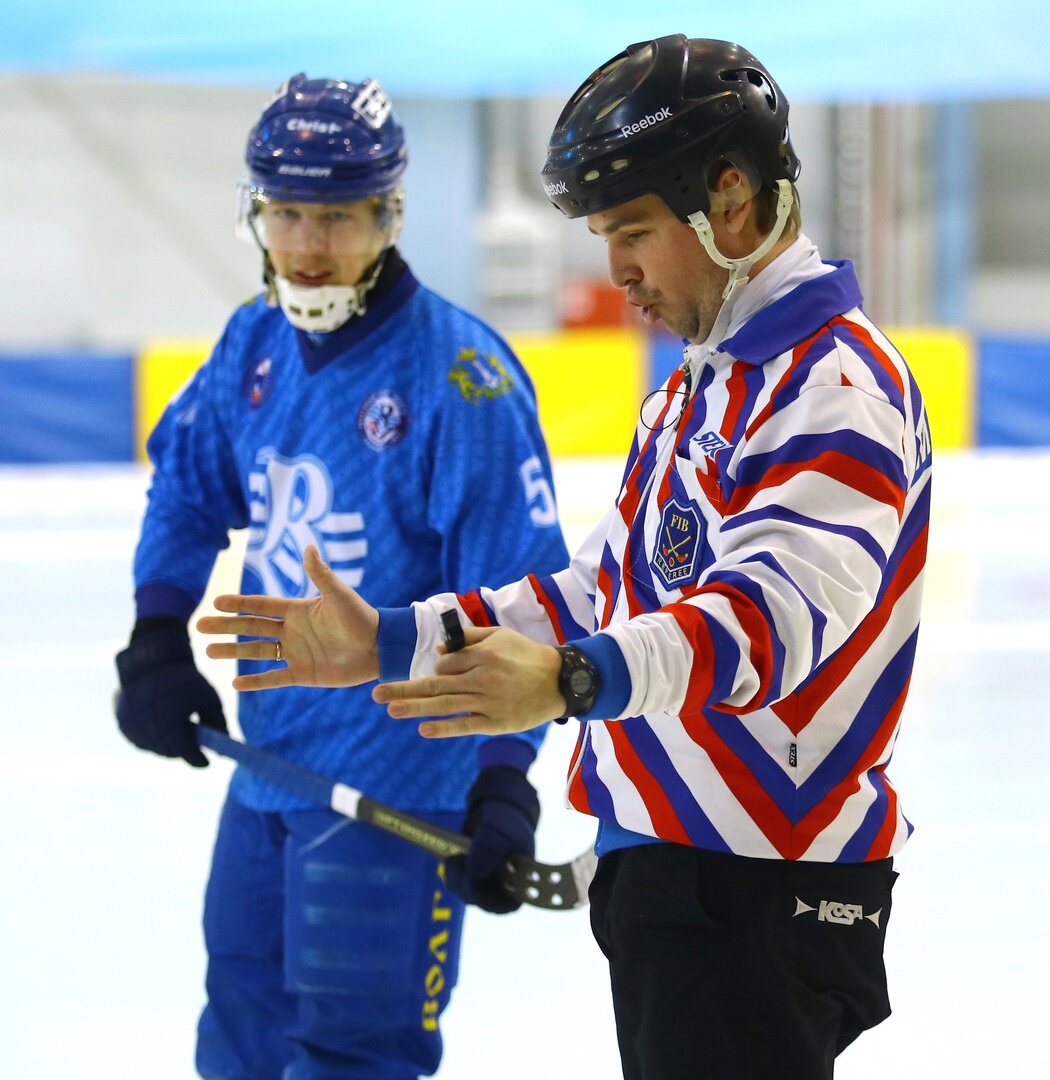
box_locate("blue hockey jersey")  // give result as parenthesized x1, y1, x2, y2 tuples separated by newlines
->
(134, 259, 568, 810)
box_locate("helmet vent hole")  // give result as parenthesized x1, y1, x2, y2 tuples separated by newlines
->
(610, 158, 630, 172)
(600, 56, 630, 76)
(744, 69, 778, 111)
(582, 169, 601, 183)
(720, 70, 740, 82)
(595, 95, 627, 122)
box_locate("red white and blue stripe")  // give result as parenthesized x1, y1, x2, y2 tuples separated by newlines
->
(399, 238, 930, 863)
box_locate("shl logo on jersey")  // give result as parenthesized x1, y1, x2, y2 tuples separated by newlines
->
(652, 498, 702, 589)
(245, 449, 367, 596)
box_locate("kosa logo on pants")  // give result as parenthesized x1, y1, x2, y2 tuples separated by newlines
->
(793, 897, 883, 928)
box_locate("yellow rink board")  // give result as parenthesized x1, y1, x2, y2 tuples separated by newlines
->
(135, 329, 647, 462)
(508, 327, 645, 457)
(888, 327, 974, 451)
(136, 339, 214, 461)
(135, 325, 973, 462)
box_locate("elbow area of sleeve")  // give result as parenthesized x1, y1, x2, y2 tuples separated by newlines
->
(376, 607, 417, 681)
(570, 632, 631, 721)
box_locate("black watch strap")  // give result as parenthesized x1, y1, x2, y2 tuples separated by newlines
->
(554, 644, 599, 722)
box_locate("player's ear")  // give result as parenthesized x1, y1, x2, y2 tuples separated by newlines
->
(708, 166, 754, 237)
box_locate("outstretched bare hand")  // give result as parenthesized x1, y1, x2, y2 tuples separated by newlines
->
(373, 625, 566, 738)
(195, 545, 380, 691)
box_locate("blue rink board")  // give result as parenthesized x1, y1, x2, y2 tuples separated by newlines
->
(0, 353, 134, 464)
(3, 336, 1050, 462)
(977, 336, 1050, 447)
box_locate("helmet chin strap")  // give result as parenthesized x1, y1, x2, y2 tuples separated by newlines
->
(686, 178, 794, 348)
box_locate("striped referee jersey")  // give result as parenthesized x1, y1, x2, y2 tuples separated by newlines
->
(391, 236, 931, 863)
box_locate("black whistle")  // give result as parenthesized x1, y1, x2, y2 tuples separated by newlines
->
(440, 609, 466, 653)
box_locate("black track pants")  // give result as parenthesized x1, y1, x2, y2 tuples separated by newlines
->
(589, 844, 897, 1080)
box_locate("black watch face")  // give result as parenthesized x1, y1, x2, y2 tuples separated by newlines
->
(569, 668, 594, 696)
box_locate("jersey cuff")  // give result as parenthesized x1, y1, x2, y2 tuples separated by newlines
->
(478, 736, 538, 773)
(568, 632, 631, 721)
(595, 818, 668, 858)
(376, 606, 418, 681)
(135, 582, 198, 622)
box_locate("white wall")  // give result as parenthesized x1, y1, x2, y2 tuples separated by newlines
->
(0, 75, 483, 349)
(2, 74, 1049, 348)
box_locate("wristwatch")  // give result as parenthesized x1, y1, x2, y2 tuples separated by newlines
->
(554, 644, 599, 721)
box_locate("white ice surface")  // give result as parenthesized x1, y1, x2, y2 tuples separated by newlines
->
(1, 450, 1047, 1077)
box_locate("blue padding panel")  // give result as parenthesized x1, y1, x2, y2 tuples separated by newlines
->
(649, 331, 687, 392)
(977, 337, 1050, 447)
(0, 354, 134, 463)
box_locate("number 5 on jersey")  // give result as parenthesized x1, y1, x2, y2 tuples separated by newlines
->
(519, 456, 557, 527)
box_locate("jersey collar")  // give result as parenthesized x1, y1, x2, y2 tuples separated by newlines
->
(295, 248, 420, 374)
(718, 260, 864, 365)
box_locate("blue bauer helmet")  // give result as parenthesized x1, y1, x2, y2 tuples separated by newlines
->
(243, 73, 407, 204)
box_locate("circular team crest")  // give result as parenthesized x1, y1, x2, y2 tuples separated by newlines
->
(357, 389, 409, 451)
(244, 356, 274, 410)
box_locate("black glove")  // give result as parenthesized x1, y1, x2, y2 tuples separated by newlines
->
(114, 616, 227, 768)
(445, 765, 540, 914)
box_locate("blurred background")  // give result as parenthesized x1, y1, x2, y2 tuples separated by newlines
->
(2, 0, 1050, 455)
(1, 2, 1048, 1078)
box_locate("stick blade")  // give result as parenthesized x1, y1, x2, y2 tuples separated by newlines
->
(504, 849, 597, 910)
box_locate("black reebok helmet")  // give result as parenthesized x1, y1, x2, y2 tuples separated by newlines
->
(540, 35, 800, 221)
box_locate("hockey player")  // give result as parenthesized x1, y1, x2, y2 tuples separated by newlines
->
(196, 39, 932, 1080)
(114, 74, 568, 1080)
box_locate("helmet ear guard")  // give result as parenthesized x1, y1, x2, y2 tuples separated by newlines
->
(689, 177, 796, 301)
(374, 187, 405, 250)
